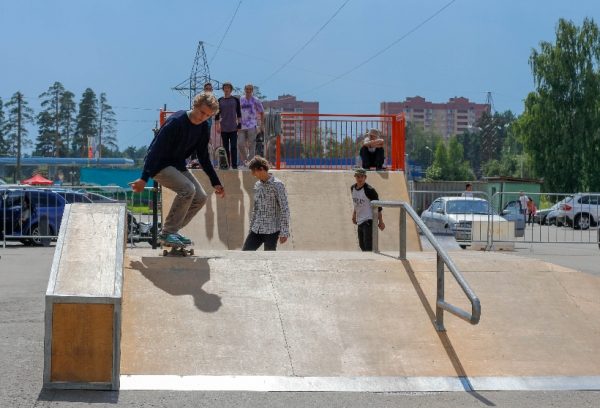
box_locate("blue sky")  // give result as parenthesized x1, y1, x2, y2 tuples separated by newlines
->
(0, 0, 597, 151)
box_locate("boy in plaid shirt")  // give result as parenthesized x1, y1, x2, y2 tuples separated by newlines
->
(243, 156, 290, 251)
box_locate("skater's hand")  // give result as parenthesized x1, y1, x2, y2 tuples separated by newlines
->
(378, 221, 385, 231)
(279, 236, 288, 244)
(214, 185, 225, 198)
(352, 214, 357, 224)
(129, 179, 146, 193)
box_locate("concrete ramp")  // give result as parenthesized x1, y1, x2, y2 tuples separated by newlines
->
(120, 248, 600, 391)
(162, 170, 421, 252)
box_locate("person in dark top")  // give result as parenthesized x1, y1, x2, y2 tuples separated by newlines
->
(359, 128, 385, 170)
(130, 92, 225, 247)
(215, 82, 241, 169)
(351, 168, 385, 251)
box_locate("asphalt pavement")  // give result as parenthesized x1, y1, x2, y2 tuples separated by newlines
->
(1, 242, 599, 407)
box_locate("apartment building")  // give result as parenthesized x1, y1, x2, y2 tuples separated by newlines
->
(381, 96, 490, 138)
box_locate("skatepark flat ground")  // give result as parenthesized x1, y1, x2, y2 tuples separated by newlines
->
(2, 244, 600, 407)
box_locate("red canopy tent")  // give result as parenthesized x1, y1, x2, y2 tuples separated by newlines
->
(22, 174, 53, 186)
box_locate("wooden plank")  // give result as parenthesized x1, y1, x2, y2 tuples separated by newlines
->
(51, 303, 114, 383)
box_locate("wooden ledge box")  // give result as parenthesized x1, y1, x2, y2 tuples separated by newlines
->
(43, 203, 126, 390)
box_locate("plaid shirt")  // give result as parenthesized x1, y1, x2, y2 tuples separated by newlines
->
(249, 175, 290, 237)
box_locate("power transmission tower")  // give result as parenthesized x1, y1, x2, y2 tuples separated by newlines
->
(172, 41, 239, 107)
(485, 91, 495, 114)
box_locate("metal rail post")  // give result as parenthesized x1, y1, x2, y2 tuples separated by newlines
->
(436, 252, 446, 331)
(399, 207, 406, 260)
(372, 206, 379, 253)
(151, 181, 159, 249)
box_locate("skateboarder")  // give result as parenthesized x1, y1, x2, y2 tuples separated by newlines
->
(351, 168, 385, 251)
(130, 92, 225, 247)
(242, 156, 290, 251)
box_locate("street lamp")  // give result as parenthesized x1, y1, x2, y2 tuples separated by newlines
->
(425, 146, 433, 166)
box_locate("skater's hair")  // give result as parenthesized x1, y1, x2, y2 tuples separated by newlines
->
(248, 156, 269, 172)
(222, 81, 233, 91)
(244, 83, 254, 91)
(193, 92, 219, 114)
(203, 82, 213, 91)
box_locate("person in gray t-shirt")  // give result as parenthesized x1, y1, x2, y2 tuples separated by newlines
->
(215, 82, 241, 169)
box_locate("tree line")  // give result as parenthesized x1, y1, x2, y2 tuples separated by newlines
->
(410, 17, 600, 193)
(0, 82, 147, 161)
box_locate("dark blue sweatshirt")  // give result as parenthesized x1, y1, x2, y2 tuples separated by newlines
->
(141, 110, 221, 186)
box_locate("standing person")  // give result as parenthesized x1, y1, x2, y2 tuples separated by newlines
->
(527, 197, 537, 224)
(242, 156, 290, 251)
(462, 183, 474, 197)
(359, 128, 385, 170)
(130, 92, 225, 247)
(215, 82, 241, 169)
(518, 191, 529, 222)
(202, 82, 214, 128)
(238, 84, 264, 166)
(351, 168, 385, 251)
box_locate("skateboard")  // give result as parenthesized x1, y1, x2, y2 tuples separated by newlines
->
(215, 146, 229, 169)
(255, 131, 265, 157)
(161, 242, 195, 257)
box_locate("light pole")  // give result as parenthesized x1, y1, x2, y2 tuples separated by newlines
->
(425, 146, 433, 166)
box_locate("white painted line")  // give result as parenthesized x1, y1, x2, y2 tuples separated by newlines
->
(119, 375, 600, 392)
(120, 375, 467, 392)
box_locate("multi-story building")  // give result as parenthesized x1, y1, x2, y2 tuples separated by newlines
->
(381, 96, 490, 138)
(262, 94, 319, 115)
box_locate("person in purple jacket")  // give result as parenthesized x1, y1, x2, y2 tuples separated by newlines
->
(130, 92, 225, 247)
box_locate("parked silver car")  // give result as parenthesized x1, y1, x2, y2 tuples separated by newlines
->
(421, 197, 506, 249)
(558, 193, 600, 230)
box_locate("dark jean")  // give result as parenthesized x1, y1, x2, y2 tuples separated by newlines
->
(221, 131, 238, 168)
(360, 146, 385, 169)
(242, 231, 280, 251)
(357, 219, 373, 251)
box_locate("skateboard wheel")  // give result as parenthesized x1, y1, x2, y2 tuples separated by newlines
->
(189, 249, 194, 255)
(163, 250, 168, 256)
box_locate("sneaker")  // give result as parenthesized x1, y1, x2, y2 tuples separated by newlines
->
(175, 233, 192, 245)
(158, 232, 184, 247)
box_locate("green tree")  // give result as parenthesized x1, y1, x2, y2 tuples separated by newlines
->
(4, 92, 34, 181)
(98, 92, 118, 157)
(36, 82, 75, 157)
(405, 121, 443, 167)
(59, 90, 77, 156)
(73, 88, 98, 157)
(426, 142, 448, 180)
(34, 110, 55, 156)
(0, 97, 7, 155)
(518, 18, 600, 192)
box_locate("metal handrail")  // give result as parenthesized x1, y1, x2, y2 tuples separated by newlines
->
(371, 200, 481, 331)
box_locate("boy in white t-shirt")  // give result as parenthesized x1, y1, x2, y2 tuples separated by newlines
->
(351, 168, 385, 251)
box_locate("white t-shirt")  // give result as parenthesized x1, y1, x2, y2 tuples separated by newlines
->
(519, 195, 529, 211)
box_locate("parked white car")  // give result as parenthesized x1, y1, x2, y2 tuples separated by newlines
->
(558, 193, 600, 230)
(421, 197, 506, 248)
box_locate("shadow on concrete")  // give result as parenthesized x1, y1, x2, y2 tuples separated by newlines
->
(38, 389, 119, 404)
(130, 257, 222, 313)
(401, 259, 496, 407)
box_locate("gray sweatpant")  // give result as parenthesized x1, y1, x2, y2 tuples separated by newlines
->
(152, 166, 207, 234)
(238, 127, 257, 163)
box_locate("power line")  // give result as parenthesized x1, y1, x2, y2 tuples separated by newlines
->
(309, 0, 457, 92)
(210, 0, 243, 65)
(259, 0, 351, 85)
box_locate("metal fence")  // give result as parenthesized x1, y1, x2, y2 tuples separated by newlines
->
(410, 189, 600, 250)
(1, 184, 160, 248)
(275, 113, 406, 170)
(489, 192, 600, 247)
